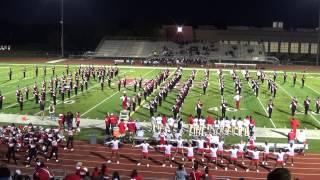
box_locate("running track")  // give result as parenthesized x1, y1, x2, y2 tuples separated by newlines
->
(1, 141, 320, 180)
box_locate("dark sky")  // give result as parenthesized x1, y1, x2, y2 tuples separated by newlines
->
(1, 0, 320, 28)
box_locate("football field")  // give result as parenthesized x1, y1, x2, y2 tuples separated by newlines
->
(1, 63, 320, 130)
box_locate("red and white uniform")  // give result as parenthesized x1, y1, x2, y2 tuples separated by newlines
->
(136, 143, 151, 157)
(177, 139, 184, 150)
(217, 141, 224, 155)
(263, 144, 270, 155)
(75, 114, 80, 126)
(274, 152, 286, 163)
(208, 147, 218, 160)
(109, 140, 120, 152)
(234, 94, 241, 109)
(226, 148, 238, 161)
(238, 143, 245, 156)
(186, 147, 194, 160)
(287, 146, 295, 157)
(163, 144, 173, 157)
(159, 133, 166, 145)
(196, 139, 206, 153)
(248, 150, 260, 164)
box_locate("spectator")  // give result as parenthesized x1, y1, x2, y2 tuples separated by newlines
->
(267, 168, 291, 180)
(189, 163, 203, 180)
(100, 164, 109, 179)
(0, 165, 11, 180)
(112, 171, 120, 180)
(91, 167, 100, 180)
(203, 167, 216, 180)
(175, 164, 188, 180)
(130, 169, 142, 180)
(33, 162, 54, 180)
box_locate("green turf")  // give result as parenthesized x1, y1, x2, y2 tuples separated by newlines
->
(1, 64, 320, 130)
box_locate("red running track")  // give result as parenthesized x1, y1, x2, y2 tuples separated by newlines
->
(2, 141, 320, 180)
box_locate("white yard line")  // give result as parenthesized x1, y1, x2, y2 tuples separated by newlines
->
(81, 69, 156, 117)
(241, 71, 277, 128)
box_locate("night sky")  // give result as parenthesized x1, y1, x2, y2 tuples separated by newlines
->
(1, 0, 320, 50)
(1, 0, 319, 28)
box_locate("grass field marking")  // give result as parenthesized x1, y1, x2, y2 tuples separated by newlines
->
(81, 69, 156, 117)
(80, 91, 120, 117)
(274, 81, 320, 126)
(240, 70, 277, 128)
(130, 69, 178, 117)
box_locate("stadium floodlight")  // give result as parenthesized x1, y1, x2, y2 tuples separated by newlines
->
(177, 26, 183, 33)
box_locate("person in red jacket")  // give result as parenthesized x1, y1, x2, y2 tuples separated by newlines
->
(109, 113, 118, 135)
(290, 118, 300, 137)
(118, 119, 126, 141)
(127, 118, 137, 144)
(161, 114, 167, 131)
(33, 162, 53, 180)
(189, 163, 203, 180)
(206, 115, 214, 133)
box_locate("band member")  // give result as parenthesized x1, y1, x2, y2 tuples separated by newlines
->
(290, 97, 298, 116)
(8, 68, 12, 80)
(304, 96, 310, 115)
(301, 74, 305, 88)
(19, 94, 23, 111)
(273, 71, 277, 82)
(64, 128, 74, 151)
(0, 92, 3, 110)
(26, 141, 38, 167)
(267, 100, 274, 118)
(118, 79, 121, 91)
(108, 76, 111, 87)
(220, 82, 224, 96)
(25, 87, 30, 100)
(255, 83, 259, 97)
(149, 101, 155, 117)
(196, 99, 202, 118)
(202, 81, 208, 95)
(23, 67, 26, 78)
(52, 90, 57, 105)
(100, 79, 104, 91)
(52, 66, 55, 76)
(283, 72, 287, 83)
(293, 73, 297, 86)
(35, 65, 39, 77)
(316, 97, 320, 114)
(134, 79, 137, 92)
(221, 99, 227, 118)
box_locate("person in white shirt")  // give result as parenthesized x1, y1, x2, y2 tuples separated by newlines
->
(213, 120, 220, 135)
(243, 117, 250, 136)
(157, 141, 175, 167)
(219, 118, 225, 136)
(151, 116, 156, 133)
(195, 138, 206, 162)
(230, 116, 237, 136)
(105, 137, 121, 164)
(273, 149, 286, 169)
(233, 93, 241, 110)
(134, 140, 154, 167)
(217, 139, 224, 163)
(262, 142, 270, 165)
(224, 118, 231, 135)
(224, 146, 239, 171)
(237, 140, 246, 165)
(198, 117, 206, 136)
(167, 117, 175, 133)
(285, 143, 296, 166)
(172, 137, 185, 161)
(193, 117, 199, 136)
(206, 143, 219, 170)
(296, 129, 307, 155)
(237, 118, 243, 136)
(184, 143, 196, 168)
(156, 115, 162, 132)
(246, 147, 261, 172)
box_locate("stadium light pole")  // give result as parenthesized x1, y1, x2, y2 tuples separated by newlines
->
(60, 0, 64, 58)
